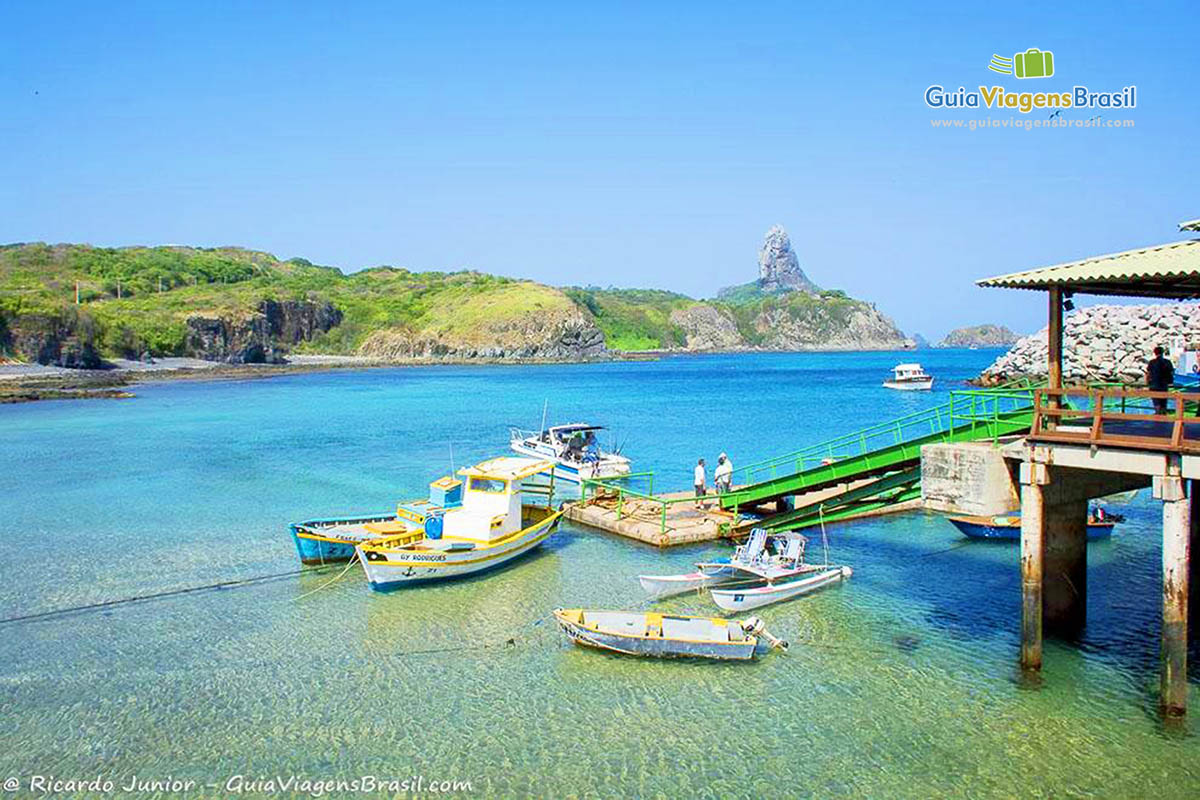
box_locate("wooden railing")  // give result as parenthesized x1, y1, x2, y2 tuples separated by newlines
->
(1030, 388, 1200, 453)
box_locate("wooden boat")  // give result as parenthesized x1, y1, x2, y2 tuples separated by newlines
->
(711, 566, 853, 612)
(883, 363, 934, 391)
(947, 513, 1115, 541)
(355, 457, 563, 591)
(553, 608, 787, 660)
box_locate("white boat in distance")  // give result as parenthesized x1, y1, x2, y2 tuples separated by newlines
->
(883, 363, 934, 391)
(510, 423, 631, 485)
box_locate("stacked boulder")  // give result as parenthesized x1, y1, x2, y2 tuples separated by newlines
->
(979, 303, 1200, 385)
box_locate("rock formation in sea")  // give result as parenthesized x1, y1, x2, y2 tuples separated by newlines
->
(937, 324, 1019, 348)
(978, 303, 1200, 385)
(758, 225, 819, 294)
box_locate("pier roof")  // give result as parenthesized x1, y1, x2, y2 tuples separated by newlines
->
(977, 238, 1200, 299)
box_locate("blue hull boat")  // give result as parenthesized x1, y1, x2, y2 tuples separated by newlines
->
(947, 514, 1115, 541)
(290, 513, 399, 565)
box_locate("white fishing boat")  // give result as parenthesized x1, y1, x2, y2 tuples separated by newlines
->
(883, 363, 934, 391)
(639, 529, 849, 611)
(553, 608, 787, 660)
(710, 565, 853, 612)
(638, 530, 818, 599)
(355, 457, 563, 591)
(509, 422, 631, 485)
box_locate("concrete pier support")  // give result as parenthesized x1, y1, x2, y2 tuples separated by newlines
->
(1157, 476, 1191, 717)
(1020, 462, 1098, 670)
(1020, 463, 1050, 670)
(1043, 498, 1088, 637)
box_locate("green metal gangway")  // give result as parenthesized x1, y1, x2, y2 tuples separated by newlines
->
(720, 386, 1039, 531)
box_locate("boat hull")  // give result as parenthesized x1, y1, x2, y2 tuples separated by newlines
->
(948, 515, 1114, 541)
(637, 564, 744, 599)
(883, 379, 934, 391)
(290, 513, 397, 565)
(553, 609, 758, 660)
(509, 441, 630, 485)
(356, 509, 562, 591)
(710, 566, 852, 612)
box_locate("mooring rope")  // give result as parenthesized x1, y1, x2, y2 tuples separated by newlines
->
(0, 564, 343, 627)
(293, 556, 362, 601)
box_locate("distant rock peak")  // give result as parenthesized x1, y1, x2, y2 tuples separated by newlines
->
(757, 225, 818, 294)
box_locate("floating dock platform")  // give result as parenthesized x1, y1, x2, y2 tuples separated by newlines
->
(564, 490, 739, 547)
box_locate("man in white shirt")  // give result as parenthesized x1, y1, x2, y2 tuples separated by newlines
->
(693, 458, 707, 505)
(714, 452, 733, 494)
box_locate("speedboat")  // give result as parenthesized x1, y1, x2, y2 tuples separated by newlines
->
(553, 609, 787, 660)
(355, 457, 563, 591)
(947, 513, 1116, 541)
(883, 363, 934, 391)
(639, 529, 852, 611)
(509, 422, 631, 485)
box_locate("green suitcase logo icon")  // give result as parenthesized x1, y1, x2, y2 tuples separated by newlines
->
(1014, 48, 1054, 79)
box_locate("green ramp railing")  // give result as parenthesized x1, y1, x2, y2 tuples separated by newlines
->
(720, 386, 1039, 510)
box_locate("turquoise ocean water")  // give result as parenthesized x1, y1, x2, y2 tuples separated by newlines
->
(1, 350, 1197, 798)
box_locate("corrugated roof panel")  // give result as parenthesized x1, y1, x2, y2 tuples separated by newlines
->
(976, 239, 1200, 294)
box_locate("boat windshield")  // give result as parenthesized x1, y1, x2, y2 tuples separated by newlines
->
(468, 477, 508, 494)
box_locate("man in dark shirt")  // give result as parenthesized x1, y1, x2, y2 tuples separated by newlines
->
(1146, 346, 1175, 415)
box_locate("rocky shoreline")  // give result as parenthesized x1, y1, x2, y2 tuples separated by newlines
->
(979, 303, 1200, 385)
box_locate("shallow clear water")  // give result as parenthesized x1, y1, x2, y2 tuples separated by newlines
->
(1, 350, 1197, 798)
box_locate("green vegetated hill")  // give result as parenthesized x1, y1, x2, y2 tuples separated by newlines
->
(0, 242, 911, 367)
(565, 285, 907, 352)
(0, 243, 598, 366)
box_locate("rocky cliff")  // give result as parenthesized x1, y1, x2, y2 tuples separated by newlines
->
(5, 308, 103, 368)
(667, 305, 743, 350)
(354, 282, 606, 361)
(184, 300, 343, 363)
(750, 298, 912, 350)
(757, 225, 819, 294)
(938, 324, 1019, 348)
(979, 303, 1199, 385)
(358, 305, 605, 361)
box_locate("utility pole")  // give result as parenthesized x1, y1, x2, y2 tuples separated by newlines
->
(75, 281, 80, 305)
(117, 279, 122, 299)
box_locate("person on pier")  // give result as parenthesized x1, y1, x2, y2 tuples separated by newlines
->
(693, 458, 707, 506)
(1145, 345, 1175, 415)
(714, 452, 733, 494)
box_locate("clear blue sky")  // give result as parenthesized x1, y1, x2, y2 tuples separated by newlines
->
(2, 1, 1196, 339)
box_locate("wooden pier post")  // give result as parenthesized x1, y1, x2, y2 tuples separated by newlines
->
(1019, 462, 1048, 670)
(1158, 475, 1191, 717)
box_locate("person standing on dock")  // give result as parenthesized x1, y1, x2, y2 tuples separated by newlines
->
(693, 458, 707, 505)
(714, 452, 733, 494)
(1145, 346, 1175, 415)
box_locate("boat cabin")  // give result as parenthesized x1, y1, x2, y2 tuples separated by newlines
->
(420, 457, 554, 544)
(891, 363, 930, 381)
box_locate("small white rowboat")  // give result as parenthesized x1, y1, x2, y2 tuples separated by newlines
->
(553, 608, 787, 660)
(710, 565, 853, 612)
